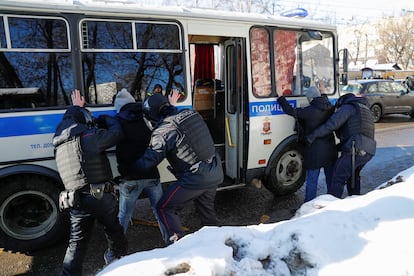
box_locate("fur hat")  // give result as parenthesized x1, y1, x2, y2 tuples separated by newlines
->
(305, 86, 321, 98)
(114, 88, 135, 113)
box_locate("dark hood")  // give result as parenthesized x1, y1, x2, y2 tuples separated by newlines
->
(117, 102, 143, 122)
(337, 93, 369, 107)
(311, 95, 333, 111)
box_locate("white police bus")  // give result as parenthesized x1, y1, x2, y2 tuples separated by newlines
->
(0, 0, 347, 251)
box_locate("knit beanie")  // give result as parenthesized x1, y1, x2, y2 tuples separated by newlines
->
(305, 86, 321, 98)
(142, 93, 170, 122)
(114, 88, 135, 113)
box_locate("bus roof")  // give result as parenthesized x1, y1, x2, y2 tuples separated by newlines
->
(1, 0, 337, 31)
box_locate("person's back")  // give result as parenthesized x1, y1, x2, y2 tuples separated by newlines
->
(127, 93, 224, 244)
(278, 86, 337, 202)
(114, 89, 168, 244)
(306, 93, 376, 198)
(333, 94, 376, 156)
(155, 109, 223, 187)
(115, 101, 159, 180)
(280, 93, 337, 169)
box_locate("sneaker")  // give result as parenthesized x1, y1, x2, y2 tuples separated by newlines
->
(104, 249, 118, 265)
(169, 233, 179, 244)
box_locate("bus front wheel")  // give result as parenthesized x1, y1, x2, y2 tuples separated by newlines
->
(0, 175, 69, 252)
(264, 141, 305, 196)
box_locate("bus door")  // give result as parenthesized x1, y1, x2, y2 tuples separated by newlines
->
(224, 38, 246, 183)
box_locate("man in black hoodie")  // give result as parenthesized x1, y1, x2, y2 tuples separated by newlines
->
(277, 86, 338, 202)
(114, 89, 169, 244)
(53, 90, 127, 275)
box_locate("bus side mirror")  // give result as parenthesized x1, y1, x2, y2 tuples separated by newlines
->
(339, 48, 349, 85)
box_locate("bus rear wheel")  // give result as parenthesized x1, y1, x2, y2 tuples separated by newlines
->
(0, 175, 68, 252)
(264, 141, 305, 196)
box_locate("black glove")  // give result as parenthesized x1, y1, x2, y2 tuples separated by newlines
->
(305, 135, 313, 146)
(95, 115, 109, 129)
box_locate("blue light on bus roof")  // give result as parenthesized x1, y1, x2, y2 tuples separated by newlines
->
(280, 8, 308, 18)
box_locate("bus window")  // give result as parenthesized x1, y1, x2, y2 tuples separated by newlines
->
(273, 30, 296, 96)
(250, 27, 335, 98)
(81, 19, 185, 103)
(250, 28, 271, 97)
(0, 15, 73, 109)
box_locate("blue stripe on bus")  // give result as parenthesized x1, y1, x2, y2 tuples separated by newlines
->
(0, 114, 62, 137)
(0, 106, 192, 138)
(0, 110, 116, 138)
(249, 100, 296, 117)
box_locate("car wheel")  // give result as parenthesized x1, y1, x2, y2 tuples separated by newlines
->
(370, 104, 382, 123)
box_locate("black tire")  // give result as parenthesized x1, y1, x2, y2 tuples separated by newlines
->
(370, 104, 382, 123)
(0, 175, 69, 252)
(263, 140, 305, 196)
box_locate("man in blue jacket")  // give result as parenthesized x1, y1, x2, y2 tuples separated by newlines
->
(123, 93, 223, 244)
(306, 93, 376, 198)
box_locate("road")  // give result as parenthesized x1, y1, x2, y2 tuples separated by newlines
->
(1, 114, 414, 276)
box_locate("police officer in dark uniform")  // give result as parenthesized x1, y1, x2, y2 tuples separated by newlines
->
(146, 83, 163, 98)
(306, 93, 376, 198)
(124, 93, 224, 244)
(53, 90, 127, 275)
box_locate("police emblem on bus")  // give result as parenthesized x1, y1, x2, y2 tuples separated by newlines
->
(262, 117, 271, 135)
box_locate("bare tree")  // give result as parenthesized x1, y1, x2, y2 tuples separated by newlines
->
(352, 30, 363, 66)
(376, 14, 414, 69)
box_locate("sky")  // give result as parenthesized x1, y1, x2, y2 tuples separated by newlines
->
(278, 0, 410, 20)
(18, 0, 410, 26)
(128, 0, 410, 24)
(98, 165, 414, 275)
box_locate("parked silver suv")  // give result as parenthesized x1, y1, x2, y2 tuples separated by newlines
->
(341, 79, 414, 123)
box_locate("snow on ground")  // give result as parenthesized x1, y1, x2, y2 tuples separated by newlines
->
(99, 167, 414, 276)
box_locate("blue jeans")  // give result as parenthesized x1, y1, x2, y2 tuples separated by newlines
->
(305, 166, 334, 202)
(118, 178, 168, 244)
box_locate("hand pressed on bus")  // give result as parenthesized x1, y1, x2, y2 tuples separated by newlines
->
(168, 89, 181, 105)
(316, 79, 326, 93)
(71, 89, 85, 107)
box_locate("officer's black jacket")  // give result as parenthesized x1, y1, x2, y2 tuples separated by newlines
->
(307, 96, 376, 156)
(278, 95, 337, 169)
(128, 107, 224, 189)
(53, 106, 124, 186)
